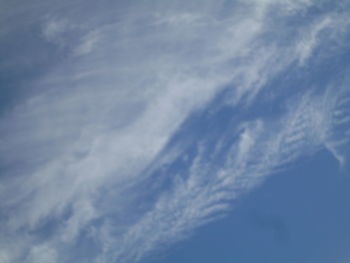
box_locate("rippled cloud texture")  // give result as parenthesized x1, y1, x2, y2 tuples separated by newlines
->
(0, 0, 350, 262)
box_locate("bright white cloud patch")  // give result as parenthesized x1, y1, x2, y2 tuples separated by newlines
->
(0, 0, 349, 263)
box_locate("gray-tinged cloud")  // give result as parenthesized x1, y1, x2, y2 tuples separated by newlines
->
(0, 0, 349, 262)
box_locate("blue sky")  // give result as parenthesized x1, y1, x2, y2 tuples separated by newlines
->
(0, 1, 350, 263)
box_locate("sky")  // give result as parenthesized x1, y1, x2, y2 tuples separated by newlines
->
(0, 0, 350, 263)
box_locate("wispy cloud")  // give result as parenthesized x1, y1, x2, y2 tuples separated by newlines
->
(98, 85, 347, 263)
(296, 14, 350, 65)
(0, 0, 349, 262)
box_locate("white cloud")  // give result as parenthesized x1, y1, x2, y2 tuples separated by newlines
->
(296, 15, 350, 65)
(0, 0, 349, 262)
(102, 85, 347, 263)
(323, 87, 350, 167)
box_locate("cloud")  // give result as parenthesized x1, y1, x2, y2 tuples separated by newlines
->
(0, 0, 349, 262)
(101, 85, 348, 263)
(42, 18, 69, 42)
(296, 14, 350, 65)
(27, 245, 58, 263)
(324, 87, 350, 168)
(73, 30, 100, 56)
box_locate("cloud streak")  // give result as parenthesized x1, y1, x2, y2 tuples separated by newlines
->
(100, 84, 348, 263)
(0, 0, 349, 262)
